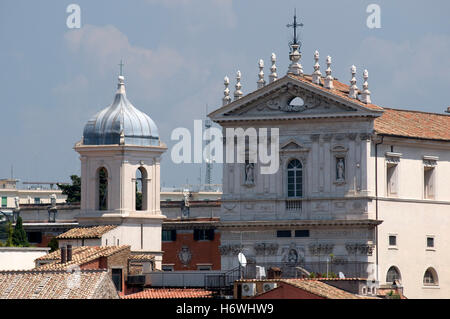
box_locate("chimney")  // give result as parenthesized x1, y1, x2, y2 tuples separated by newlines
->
(61, 246, 67, 264)
(67, 245, 73, 262)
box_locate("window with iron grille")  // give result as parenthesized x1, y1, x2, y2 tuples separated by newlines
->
(386, 266, 401, 283)
(287, 159, 302, 197)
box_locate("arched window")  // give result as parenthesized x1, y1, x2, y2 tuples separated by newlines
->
(98, 167, 108, 211)
(287, 159, 303, 198)
(423, 268, 438, 285)
(135, 167, 148, 211)
(386, 266, 401, 284)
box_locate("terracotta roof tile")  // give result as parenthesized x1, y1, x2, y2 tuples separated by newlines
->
(35, 245, 130, 270)
(122, 288, 214, 299)
(238, 279, 376, 299)
(282, 279, 366, 299)
(375, 108, 450, 141)
(128, 254, 155, 261)
(289, 74, 384, 111)
(56, 225, 117, 239)
(0, 269, 117, 299)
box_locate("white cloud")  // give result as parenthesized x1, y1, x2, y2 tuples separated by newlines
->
(63, 24, 186, 98)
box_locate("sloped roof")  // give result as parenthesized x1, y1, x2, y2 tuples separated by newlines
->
(374, 108, 450, 141)
(282, 279, 367, 299)
(56, 225, 117, 239)
(238, 279, 374, 299)
(122, 288, 214, 299)
(128, 254, 155, 262)
(0, 269, 118, 299)
(35, 245, 130, 270)
(290, 74, 384, 111)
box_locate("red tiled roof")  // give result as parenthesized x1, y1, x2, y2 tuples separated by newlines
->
(128, 254, 155, 261)
(238, 279, 376, 299)
(290, 74, 384, 111)
(122, 288, 214, 299)
(56, 225, 117, 239)
(374, 108, 450, 141)
(35, 245, 130, 270)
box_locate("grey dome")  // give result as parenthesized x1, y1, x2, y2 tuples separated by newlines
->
(83, 76, 159, 146)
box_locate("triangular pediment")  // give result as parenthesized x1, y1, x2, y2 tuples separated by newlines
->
(208, 75, 383, 122)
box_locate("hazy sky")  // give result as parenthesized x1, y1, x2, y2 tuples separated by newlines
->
(1, 0, 449, 187)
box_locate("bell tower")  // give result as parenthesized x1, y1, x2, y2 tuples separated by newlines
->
(74, 72, 166, 266)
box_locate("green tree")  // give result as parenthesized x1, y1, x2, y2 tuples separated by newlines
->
(5, 221, 14, 247)
(12, 217, 29, 247)
(58, 175, 81, 204)
(47, 237, 59, 252)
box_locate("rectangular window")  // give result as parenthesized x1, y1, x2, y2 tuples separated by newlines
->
(197, 265, 212, 271)
(27, 232, 42, 243)
(427, 237, 434, 248)
(193, 229, 214, 241)
(389, 235, 397, 246)
(295, 230, 310, 237)
(277, 230, 292, 238)
(162, 265, 174, 272)
(424, 167, 435, 199)
(1, 197, 7, 208)
(162, 230, 176, 242)
(386, 164, 398, 196)
(111, 269, 123, 292)
(34, 197, 41, 204)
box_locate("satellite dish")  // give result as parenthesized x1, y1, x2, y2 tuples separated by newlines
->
(238, 252, 247, 267)
(339, 272, 345, 279)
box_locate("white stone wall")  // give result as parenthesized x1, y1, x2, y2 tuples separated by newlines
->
(372, 139, 450, 298)
(0, 247, 50, 270)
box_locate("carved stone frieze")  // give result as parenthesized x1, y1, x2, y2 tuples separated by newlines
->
(345, 243, 374, 256)
(254, 243, 279, 256)
(308, 243, 334, 256)
(219, 244, 242, 256)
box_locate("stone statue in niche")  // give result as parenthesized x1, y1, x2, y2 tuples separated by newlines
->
(336, 158, 345, 182)
(244, 162, 255, 185)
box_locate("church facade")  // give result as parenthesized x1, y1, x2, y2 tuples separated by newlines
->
(209, 45, 450, 298)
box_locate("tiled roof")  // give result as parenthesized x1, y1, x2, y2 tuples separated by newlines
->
(238, 279, 373, 299)
(56, 225, 117, 239)
(35, 245, 130, 270)
(0, 269, 117, 299)
(289, 74, 384, 111)
(374, 108, 450, 141)
(282, 279, 366, 299)
(122, 288, 214, 299)
(128, 254, 155, 261)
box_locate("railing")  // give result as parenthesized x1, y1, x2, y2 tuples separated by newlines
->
(240, 261, 372, 279)
(285, 199, 302, 211)
(146, 261, 373, 293)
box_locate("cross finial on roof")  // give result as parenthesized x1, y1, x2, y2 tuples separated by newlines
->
(287, 9, 304, 49)
(119, 59, 124, 76)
